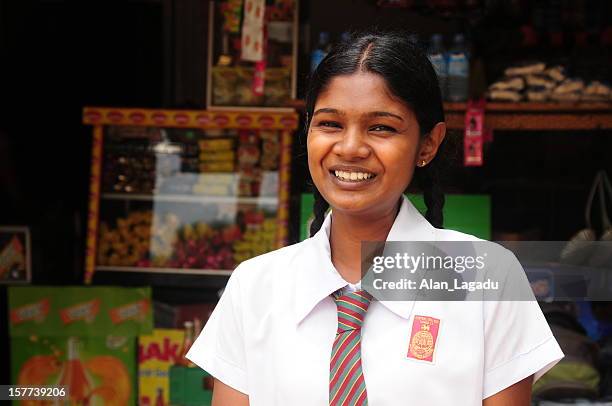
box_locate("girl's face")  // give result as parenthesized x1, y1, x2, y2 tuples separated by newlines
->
(308, 72, 428, 218)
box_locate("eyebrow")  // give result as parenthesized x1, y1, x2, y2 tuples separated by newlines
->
(313, 108, 344, 116)
(366, 111, 404, 122)
(312, 108, 404, 122)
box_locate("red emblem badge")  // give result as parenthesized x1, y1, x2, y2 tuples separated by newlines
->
(407, 315, 440, 363)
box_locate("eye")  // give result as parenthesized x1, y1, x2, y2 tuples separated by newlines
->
(316, 121, 342, 129)
(370, 125, 397, 133)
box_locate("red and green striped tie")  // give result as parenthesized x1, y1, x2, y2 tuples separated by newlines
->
(329, 289, 372, 406)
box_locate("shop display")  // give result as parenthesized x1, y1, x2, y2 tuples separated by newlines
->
(9, 286, 152, 406)
(427, 34, 448, 100)
(83, 108, 297, 283)
(447, 33, 470, 102)
(168, 320, 212, 406)
(207, 0, 298, 109)
(562, 171, 612, 267)
(169, 366, 213, 406)
(533, 304, 601, 401)
(488, 62, 611, 103)
(139, 328, 185, 406)
(153, 302, 216, 330)
(422, 33, 471, 101)
(311, 31, 331, 72)
(0, 226, 31, 284)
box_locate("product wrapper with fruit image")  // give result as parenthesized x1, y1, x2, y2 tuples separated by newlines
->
(9, 286, 153, 406)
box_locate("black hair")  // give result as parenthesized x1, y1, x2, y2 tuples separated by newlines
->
(307, 29, 446, 237)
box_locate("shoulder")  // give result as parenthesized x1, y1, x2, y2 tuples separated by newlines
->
(230, 238, 312, 286)
(434, 227, 483, 242)
(434, 227, 517, 267)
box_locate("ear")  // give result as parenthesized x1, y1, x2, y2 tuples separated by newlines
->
(416, 122, 446, 166)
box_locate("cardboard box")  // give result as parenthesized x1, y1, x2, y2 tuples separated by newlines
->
(9, 286, 153, 406)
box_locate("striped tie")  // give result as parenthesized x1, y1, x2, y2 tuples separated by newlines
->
(329, 289, 372, 406)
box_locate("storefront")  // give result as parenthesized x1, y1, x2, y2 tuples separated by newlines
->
(1, 0, 612, 405)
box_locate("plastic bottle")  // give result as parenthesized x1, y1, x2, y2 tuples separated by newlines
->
(427, 34, 448, 101)
(447, 33, 470, 102)
(176, 320, 195, 367)
(311, 32, 330, 73)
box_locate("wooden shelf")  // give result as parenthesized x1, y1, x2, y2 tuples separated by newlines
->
(290, 99, 612, 131)
(101, 193, 279, 205)
(445, 102, 612, 131)
(92, 267, 231, 289)
(96, 265, 233, 276)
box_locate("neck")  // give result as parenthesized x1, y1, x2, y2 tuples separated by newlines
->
(329, 199, 401, 284)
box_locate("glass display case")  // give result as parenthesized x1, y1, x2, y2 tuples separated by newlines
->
(83, 107, 298, 283)
(206, 0, 298, 110)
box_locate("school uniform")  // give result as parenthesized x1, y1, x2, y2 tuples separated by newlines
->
(186, 195, 564, 405)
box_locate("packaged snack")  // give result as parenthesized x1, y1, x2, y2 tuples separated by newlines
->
(488, 76, 525, 91)
(199, 139, 234, 150)
(554, 78, 585, 94)
(583, 80, 611, 99)
(526, 87, 551, 101)
(238, 132, 261, 166)
(199, 150, 236, 162)
(526, 74, 556, 90)
(487, 89, 523, 102)
(544, 65, 566, 82)
(199, 162, 235, 172)
(504, 61, 546, 77)
(550, 92, 581, 102)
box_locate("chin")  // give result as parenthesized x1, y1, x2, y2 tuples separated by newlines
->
(327, 196, 379, 215)
(327, 193, 401, 218)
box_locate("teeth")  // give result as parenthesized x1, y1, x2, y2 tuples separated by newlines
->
(333, 170, 375, 181)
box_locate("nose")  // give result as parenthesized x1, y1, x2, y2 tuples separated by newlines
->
(332, 126, 371, 160)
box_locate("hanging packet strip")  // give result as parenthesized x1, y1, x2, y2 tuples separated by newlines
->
(221, 0, 243, 33)
(241, 0, 265, 62)
(464, 100, 485, 167)
(252, 27, 268, 96)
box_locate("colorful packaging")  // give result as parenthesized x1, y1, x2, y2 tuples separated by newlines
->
(0, 227, 31, 283)
(9, 287, 153, 406)
(139, 329, 185, 406)
(12, 336, 135, 405)
(464, 100, 485, 167)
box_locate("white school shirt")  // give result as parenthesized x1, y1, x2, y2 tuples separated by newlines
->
(186, 195, 564, 405)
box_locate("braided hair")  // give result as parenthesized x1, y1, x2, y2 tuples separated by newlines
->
(307, 29, 447, 237)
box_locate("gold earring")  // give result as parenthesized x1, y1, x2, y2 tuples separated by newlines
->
(420, 160, 427, 167)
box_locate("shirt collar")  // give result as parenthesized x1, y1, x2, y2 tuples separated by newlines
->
(294, 195, 436, 324)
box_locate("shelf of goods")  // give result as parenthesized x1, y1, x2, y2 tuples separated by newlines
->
(206, 0, 298, 110)
(83, 107, 298, 284)
(444, 102, 612, 131)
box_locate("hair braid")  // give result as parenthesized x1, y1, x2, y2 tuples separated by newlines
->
(415, 162, 445, 228)
(309, 187, 330, 237)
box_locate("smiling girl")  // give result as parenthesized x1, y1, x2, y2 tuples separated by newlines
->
(187, 30, 563, 406)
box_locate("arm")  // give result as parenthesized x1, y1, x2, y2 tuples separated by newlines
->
(212, 379, 249, 406)
(483, 375, 532, 406)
